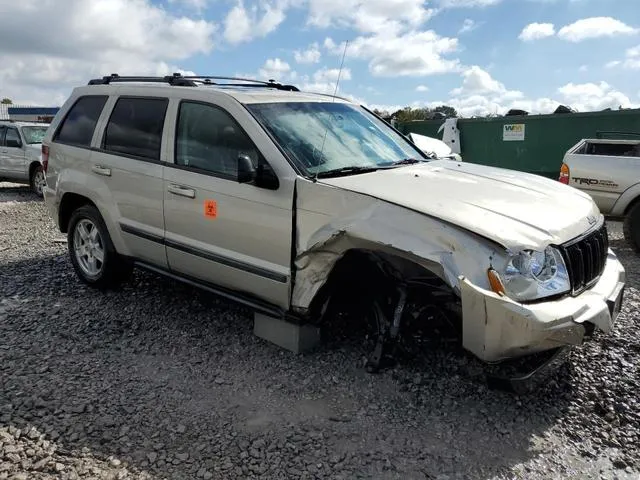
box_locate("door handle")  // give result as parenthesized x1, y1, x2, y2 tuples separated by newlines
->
(0, 150, 7, 154)
(168, 183, 196, 199)
(91, 165, 111, 177)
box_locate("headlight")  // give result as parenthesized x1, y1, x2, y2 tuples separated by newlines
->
(501, 246, 570, 301)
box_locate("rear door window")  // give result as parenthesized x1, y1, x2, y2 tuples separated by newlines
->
(103, 97, 168, 161)
(586, 142, 640, 157)
(5, 128, 21, 148)
(54, 95, 108, 147)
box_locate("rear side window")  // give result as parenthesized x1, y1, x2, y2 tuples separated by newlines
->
(103, 97, 168, 160)
(54, 95, 108, 147)
(586, 142, 640, 157)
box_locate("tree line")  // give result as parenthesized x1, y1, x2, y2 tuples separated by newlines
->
(372, 105, 458, 122)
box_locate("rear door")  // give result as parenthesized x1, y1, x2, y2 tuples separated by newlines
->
(90, 96, 169, 269)
(3, 127, 26, 179)
(162, 98, 294, 310)
(0, 126, 7, 176)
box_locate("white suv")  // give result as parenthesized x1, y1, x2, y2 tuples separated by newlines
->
(41, 74, 625, 374)
(0, 121, 49, 196)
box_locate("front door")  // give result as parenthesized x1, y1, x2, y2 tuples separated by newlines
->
(0, 126, 7, 177)
(162, 99, 294, 309)
(2, 127, 26, 179)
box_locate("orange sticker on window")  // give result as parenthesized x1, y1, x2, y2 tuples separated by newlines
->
(204, 199, 217, 218)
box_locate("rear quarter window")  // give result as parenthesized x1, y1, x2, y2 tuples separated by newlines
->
(102, 97, 168, 161)
(54, 95, 108, 147)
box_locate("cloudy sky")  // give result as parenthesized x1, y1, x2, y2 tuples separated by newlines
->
(0, 0, 639, 116)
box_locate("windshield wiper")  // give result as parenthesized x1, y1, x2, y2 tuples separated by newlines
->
(315, 166, 381, 178)
(390, 158, 423, 165)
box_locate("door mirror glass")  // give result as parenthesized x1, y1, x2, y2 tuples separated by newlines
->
(237, 154, 256, 184)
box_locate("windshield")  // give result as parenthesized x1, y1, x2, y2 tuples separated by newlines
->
(246, 102, 426, 176)
(21, 126, 48, 144)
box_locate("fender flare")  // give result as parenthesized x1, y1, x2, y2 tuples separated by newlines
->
(610, 182, 640, 217)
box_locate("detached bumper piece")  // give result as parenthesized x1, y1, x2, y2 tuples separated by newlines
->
(484, 346, 572, 395)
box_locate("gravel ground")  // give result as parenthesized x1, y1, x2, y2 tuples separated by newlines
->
(1, 181, 639, 480)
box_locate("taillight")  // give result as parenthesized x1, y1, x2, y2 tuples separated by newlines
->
(42, 145, 49, 172)
(559, 163, 570, 185)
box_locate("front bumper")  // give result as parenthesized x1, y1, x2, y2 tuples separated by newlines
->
(460, 249, 626, 362)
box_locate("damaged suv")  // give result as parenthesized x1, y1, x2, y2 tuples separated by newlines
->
(42, 74, 625, 374)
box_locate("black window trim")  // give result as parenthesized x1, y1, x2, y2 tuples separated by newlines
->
(98, 95, 170, 163)
(171, 99, 279, 185)
(0, 126, 6, 147)
(52, 94, 109, 149)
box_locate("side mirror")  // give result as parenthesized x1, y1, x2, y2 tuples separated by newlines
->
(6, 138, 21, 148)
(237, 154, 256, 184)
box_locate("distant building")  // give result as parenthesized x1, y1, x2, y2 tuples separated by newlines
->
(0, 104, 60, 123)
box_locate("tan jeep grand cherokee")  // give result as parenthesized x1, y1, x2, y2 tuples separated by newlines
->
(42, 74, 626, 375)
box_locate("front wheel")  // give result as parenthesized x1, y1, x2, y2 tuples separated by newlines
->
(623, 202, 640, 252)
(30, 164, 45, 197)
(67, 205, 132, 289)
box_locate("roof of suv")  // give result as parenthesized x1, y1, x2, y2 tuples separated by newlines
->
(79, 74, 353, 105)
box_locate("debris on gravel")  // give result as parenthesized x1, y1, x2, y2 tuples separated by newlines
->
(1, 182, 639, 479)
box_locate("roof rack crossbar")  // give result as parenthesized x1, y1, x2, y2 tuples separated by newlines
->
(88, 73, 299, 91)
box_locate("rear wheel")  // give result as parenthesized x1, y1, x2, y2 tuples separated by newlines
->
(30, 164, 45, 197)
(623, 202, 640, 252)
(67, 205, 132, 289)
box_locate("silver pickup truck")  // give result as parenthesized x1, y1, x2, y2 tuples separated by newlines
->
(560, 137, 640, 250)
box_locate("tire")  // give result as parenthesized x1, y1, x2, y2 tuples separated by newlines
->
(29, 164, 45, 198)
(623, 202, 640, 253)
(67, 205, 132, 289)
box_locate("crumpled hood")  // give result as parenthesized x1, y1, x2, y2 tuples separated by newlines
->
(319, 160, 601, 251)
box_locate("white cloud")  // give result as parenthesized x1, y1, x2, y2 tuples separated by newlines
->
(416, 85, 429, 92)
(325, 30, 461, 77)
(427, 67, 638, 117)
(294, 43, 321, 64)
(306, 0, 437, 34)
(603, 44, 640, 70)
(0, 0, 215, 105)
(557, 81, 633, 111)
(257, 58, 294, 81)
(438, 0, 502, 7)
(557, 17, 638, 42)
(459, 19, 477, 34)
(223, 1, 287, 44)
(313, 67, 352, 83)
(519, 23, 555, 41)
(450, 66, 522, 98)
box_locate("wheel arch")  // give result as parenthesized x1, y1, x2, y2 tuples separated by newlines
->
(58, 192, 98, 234)
(298, 244, 455, 322)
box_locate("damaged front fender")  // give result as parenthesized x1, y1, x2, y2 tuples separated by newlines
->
(291, 179, 499, 314)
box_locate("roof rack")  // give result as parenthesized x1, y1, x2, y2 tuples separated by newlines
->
(88, 73, 300, 91)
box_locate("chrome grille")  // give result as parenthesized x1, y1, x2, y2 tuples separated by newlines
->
(560, 223, 609, 295)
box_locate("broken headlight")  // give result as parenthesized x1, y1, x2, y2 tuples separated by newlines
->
(502, 247, 570, 301)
